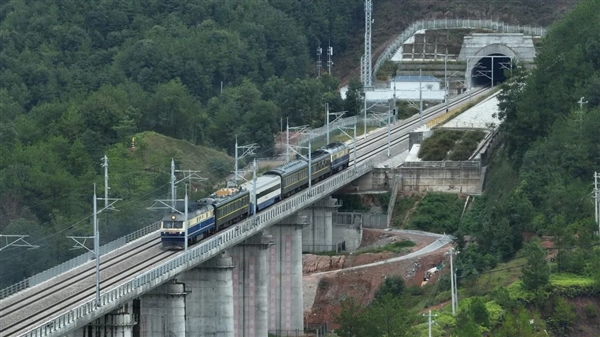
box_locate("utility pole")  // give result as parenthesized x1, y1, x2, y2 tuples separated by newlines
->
(363, 89, 368, 138)
(326, 103, 330, 144)
(450, 247, 458, 316)
(326, 105, 347, 144)
(286, 121, 312, 188)
(423, 310, 437, 337)
(595, 172, 599, 235)
(252, 159, 258, 217)
(149, 162, 207, 252)
(234, 135, 258, 186)
(184, 185, 189, 252)
(578, 96, 588, 130)
(393, 79, 397, 123)
(445, 53, 449, 114)
(327, 41, 333, 75)
(419, 69, 423, 128)
(69, 155, 120, 307)
(387, 103, 391, 157)
(337, 124, 357, 170)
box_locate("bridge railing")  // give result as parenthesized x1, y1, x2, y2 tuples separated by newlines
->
(373, 19, 547, 82)
(22, 160, 374, 337)
(0, 222, 160, 300)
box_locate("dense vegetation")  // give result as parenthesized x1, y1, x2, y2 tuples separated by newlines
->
(339, 1, 600, 335)
(0, 0, 371, 288)
(418, 130, 486, 161)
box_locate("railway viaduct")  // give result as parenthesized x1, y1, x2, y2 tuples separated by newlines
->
(1, 19, 544, 337)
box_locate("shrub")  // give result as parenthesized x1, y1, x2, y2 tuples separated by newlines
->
(584, 302, 598, 318)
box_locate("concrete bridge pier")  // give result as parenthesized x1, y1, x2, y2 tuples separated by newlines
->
(179, 253, 235, 337)
(138, 281, 186, 337)
(301, 197, 339, 253)
(229, 233, 272, 337)
(71, 302, 136, 337)
(266, 214, 307, 334)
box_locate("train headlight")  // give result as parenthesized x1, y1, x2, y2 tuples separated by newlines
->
(171, 215, 176, 220)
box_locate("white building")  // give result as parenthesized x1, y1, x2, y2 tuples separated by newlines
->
(365, 75, 445, 102)
(340, 75, 446, 102)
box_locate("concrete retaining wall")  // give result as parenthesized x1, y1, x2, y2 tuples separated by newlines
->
(399, 161, 481, 194)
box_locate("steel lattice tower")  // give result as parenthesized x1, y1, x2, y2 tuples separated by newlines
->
(362, 0, 372, 88)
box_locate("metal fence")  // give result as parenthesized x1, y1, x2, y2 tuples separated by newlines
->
(373, 19, 547, 82)
(302, 241, 346, 254)
(0, 221, 160, 300)
(23, 160, 374, 337)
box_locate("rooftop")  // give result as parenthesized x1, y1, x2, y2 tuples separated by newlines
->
(392, 75, 440, 83)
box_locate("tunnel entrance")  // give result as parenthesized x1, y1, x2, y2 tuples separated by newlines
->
(470, 54, 512, 87)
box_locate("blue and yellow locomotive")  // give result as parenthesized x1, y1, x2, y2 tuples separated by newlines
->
(160, 141, 350, 249)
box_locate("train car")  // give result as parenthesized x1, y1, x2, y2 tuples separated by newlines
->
(264, 160, 308, 197)
(320, 142, 350, 173)
(160, 201, 215, 249)
(197, 188, 250, 231)
(240, 175, 282, 213)
(309, 149, 332, 182)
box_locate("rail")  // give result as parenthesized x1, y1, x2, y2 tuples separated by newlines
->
(373, 19, 547, 82)
(22, 161, 373, 337)
(0, 222, 160, 300)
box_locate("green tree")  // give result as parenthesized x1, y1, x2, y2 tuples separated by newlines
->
(335, 297, 366, 337)
(374, 275, 405, 302)
(344, 78, 363, 117)
(521, 241, 549, 291)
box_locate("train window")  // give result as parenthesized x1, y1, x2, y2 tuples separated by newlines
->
(163, 221, 183, 229)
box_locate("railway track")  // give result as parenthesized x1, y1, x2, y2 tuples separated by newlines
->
(353, 86, 491, 165)
(0, 86, 493, 337)
(0, 233, 180, 336)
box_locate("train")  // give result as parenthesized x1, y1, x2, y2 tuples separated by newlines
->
(160, 142, 350, 249)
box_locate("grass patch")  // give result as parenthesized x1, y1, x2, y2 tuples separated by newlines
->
(550, 274, 595, 287)
(391, 194, 423, 227)
(357, 240, 416, 254)
(418, 129, 486, 161)
(471, 257, 526, 293)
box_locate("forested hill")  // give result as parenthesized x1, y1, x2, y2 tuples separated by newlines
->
(0, 0, 368, 287)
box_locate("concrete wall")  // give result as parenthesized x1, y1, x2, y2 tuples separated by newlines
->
(229, 234, 270, 337)
(266, 215, 306, 333)
(139, 282, 186, 337)
(301, 197, 339, 253)
(399, 161, 482, 194)
(458, 33, 536, 62)
(179, 254, 235, 337)
(331, 212, 364, 251)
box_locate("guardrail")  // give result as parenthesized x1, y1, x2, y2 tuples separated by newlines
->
(402, 161, 480, 169)
(0, 222, 160, 300)
(22, 161, 374, 337)
(373, 19, 547, 82)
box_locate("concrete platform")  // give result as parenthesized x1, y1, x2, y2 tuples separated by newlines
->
(440, 92, 500, 129)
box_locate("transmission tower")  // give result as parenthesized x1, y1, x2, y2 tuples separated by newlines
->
(316, 43, 323, 78)
(361, 0, 373, 88)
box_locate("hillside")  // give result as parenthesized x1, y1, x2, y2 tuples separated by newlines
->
(0, 132, 234, 289)
(334, 0, 581, 85)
